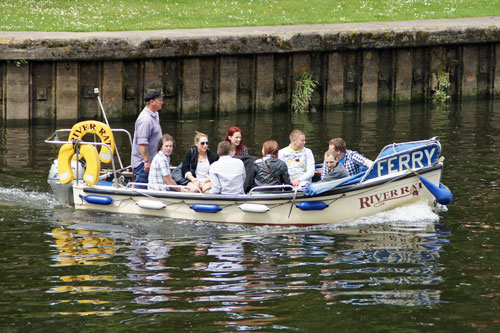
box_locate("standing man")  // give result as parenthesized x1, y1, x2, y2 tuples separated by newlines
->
(131, 91, 165, 184)
(321, 137, 373, 177)
(278, 129, 315, 187)
(208, 141, 246, 195)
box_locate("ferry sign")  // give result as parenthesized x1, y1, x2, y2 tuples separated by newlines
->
(365, 145, 440, 180)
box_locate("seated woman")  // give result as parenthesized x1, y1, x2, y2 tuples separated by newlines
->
(181, 131, 219, 193)
(225, 126, 249, 157)
(321, 150, 348, 181)
(148, 134, 186, 191)
(249, 140, 292, 190)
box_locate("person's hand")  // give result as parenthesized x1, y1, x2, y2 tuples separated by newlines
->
(144, 161, 151, 172)
(291, 178, 300, 187)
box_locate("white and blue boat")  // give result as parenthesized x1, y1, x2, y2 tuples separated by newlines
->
(46, 119, 451, 226)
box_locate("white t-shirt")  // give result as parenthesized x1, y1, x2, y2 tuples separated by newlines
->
(196, 159, 210, 182)
(278, 145, 315, 182)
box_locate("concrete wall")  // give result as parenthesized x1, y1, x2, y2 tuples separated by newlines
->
(0, 17, 499, 122)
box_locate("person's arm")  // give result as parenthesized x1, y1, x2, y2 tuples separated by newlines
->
(139, 144, 151, 172)
(277, 148, 284, 161)
(247, 163, 257, 189)
(208, 165, 221, 194)
(298, 149, 315, 182)
(352, 151, 373, 169)
(279, 161, 293, 185)
(163, 175, 184, 192)
(182, 148, 197, 182)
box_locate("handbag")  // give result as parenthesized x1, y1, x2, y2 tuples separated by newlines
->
(171, 162, 189, 185)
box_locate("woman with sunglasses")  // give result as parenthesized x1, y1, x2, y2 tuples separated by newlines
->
(181, 131, 219, 193)
(224, 126, 249, 157)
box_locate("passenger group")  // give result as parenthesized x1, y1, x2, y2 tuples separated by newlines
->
(132, 91, 373, 194)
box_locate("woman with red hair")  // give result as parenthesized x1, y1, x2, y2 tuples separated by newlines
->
(224, 126, 249, 157)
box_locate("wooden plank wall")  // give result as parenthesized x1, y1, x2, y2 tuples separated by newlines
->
(0, 43, 498, 122)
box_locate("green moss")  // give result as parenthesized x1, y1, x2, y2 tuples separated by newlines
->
(415, 31, 431, 42)
(42, 40, 64, 48)
(272, 36, 292, 50)
(230, 43, 241, 52)
(78, 41, 90, 50)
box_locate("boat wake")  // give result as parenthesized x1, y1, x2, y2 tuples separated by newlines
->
(0, 186, 62, 210)
(59, 200, 442, 242)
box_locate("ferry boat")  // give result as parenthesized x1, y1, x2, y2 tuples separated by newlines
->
(46, 119, 451, 226)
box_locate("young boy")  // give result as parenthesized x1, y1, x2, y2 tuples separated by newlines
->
(321, 150, 348, 181)
(148, 134, 185, 191)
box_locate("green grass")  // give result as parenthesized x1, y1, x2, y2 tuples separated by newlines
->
(0, 0, 499, 32)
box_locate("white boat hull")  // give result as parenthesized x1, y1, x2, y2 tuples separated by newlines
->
(71, 165, 443, 226)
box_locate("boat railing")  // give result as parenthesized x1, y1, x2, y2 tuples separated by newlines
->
(125, 182, 202, 193)
(45, 127, 133, 171)
(45, 139, 120, 186)
(248, 185, 295, 195)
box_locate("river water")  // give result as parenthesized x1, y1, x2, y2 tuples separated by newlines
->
(0, 100, 499, 331)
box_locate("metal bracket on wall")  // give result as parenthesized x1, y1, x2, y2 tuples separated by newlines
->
(164, 84, 175, 97)
(202, 79, 212, 93)
(35, 87, 48, 101)
(125, 86, 136, 100)
(83, 86, 95, 99)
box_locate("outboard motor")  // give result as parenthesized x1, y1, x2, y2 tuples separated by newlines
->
(47, 159, 85, 206)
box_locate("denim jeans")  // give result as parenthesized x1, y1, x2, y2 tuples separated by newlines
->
(134, 162, 149, 188)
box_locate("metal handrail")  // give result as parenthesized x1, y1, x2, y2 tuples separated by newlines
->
(45, 126, 134, 181)
(248, 184, 295, 195)
(45, 139, 119, 187)
(126, 182, 202, 193)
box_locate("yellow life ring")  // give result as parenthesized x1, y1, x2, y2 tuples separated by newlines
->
(58, 143, 101, 185)
(68, 121, 115, 164)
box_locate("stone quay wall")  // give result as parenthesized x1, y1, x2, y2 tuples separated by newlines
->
(0, 17, 499, 122)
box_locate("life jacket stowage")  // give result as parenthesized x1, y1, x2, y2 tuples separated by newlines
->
(58, 143, 101, 185)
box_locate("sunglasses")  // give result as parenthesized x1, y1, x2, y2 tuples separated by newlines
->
(199, 141, 209, 145)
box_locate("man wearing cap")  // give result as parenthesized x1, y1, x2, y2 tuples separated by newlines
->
(131, 91, 165, 184)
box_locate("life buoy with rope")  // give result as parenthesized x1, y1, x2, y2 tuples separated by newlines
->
(58, 142, 101, 185)
(68, 121, 115, 164)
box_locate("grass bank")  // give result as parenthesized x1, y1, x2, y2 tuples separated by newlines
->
(0, 0, 499, 32)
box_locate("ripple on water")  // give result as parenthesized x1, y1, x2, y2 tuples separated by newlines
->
(34, 199, 450, 326)
(0, 185, 62, 210)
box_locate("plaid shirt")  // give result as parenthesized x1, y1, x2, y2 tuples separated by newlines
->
(320, 149, 367, 178)
(148, 151, 171, 190)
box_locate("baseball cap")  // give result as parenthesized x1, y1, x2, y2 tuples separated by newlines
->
(144, 91, 165, 102)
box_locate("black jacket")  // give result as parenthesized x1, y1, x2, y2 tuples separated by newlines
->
(181, 147, 219, 178)
(248, 157, 292, 188)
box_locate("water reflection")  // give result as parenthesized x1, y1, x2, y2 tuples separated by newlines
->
(49, 227, 116, 267)
(2, 99, 500, 330)
(45, 205, 449, 325)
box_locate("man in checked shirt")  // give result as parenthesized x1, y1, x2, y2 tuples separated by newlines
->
(320, 138, 373, 179)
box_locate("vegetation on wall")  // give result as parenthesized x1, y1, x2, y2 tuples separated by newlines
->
(432, 71, 451, 103)
(292, 72, 319, 113)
